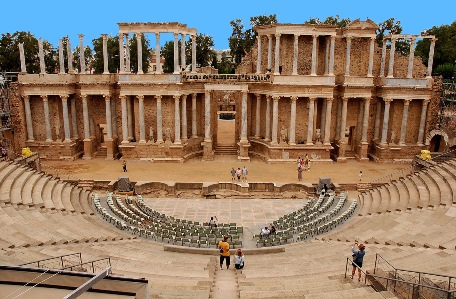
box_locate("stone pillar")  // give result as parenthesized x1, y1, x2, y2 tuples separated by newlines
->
(181, 94, 188, 141)
(111, 99, 117, 137)
(102, 95, 112, 141)
(119, 34, 125, 73)
(344, 36, 351, 76)
(289, 96, 297, 145)
(407, 37, 416, 78)
(58, 39, 65, 74)
(255, 94, 261, 138)
(256, 35, 262, 74)
(155, 33, 162, 74)
(373, 101, 382, 140)
(427, 38, 436, 77)
(204, 91, 211, 142)
(368, 37, 375, 77)
(136, 34, 143, 74)
(306, 98, 316, 145)
(240, 91, 248, 143)
(19, 43, 26, 73)
(417, 99, 429, 145)
(38, 38, 45, 74)
(274, 34, 281, 75)
(82, 95, 90, 140)
(120, 95, 129, 143)
(399, 99, 411, 145)
(61, 95, 71, 142)
(380, 38, 387, 77)
(138, 95, 145, 143)
(320, 100, 327, 140)
(311, 35, 318, 76)
(173, 33, 179, 74)
(267, 35, 273, 72)
(191, 35, 197, 73)
(340, 97, 348, 142)
(41, 95, 52, 142)
(156, 96, 163, 143)
(191, 93, 197, 138)
(67, 38, 74, 74)
(271, 96, 279, 145)
(181, 33, 186, 71)
(292, 34, 299, 75)
(71, 98, 78, 138)
(387, 38, 396, 78)
(102, 34, 109, 74)
(127, 97, 134, 140)
(329, 36, 335, 76)
(78, 34, 85, 74)
(361, 98, 371, 143)
(324, 37, 330, 75)
(324, 98, 333, 145)
(23, 96, 34, 141)
(335, 98, 342, 140)
(125, 35, 131, 73)
(265, 95, 271, 141)
(380, 98, 392, 145)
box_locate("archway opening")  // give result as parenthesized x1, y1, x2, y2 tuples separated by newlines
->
(429, 134, 446, 152)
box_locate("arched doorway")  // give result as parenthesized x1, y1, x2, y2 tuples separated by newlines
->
(429, 134, 446, 152)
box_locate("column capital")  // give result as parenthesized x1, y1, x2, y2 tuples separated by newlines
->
(383, 98, 393, 104)
(290, 96, 298, 102)
(60, 94, 69, 101)
(342, 97, 349, 103)
(272, 95, 280, 101)
(312, 34, 318, 39)
(137, 95, 144, 101)
(257, 35, 261, 40)
(103, 94, 111, 100)
(81, 94, 88, 101)
(255, 93, 261, 99)
(346, 36, 352, 41)
(275, 33, 281, 38)
(173, 32, 179, 38)
(241, 90, 248, 95)
(156, 95, 162, 102)
(119, 95, 126, 100)
(41, 95, 48, 101)
(330, 35, 336, 41)
(309, 97, 316, 103)
(266, 95, 272, 101)
(404, 99, 412, 106)
(192, 93, 197, 99)
(22, 95, 30, 101)
(326, 97, 334, 103)
(181, 94, 188, 99)
(102, 33, 108, 39)
(294, 34, 299, 40)
(370, 36, 375, 41)
(78, 34, 84, 39)
(391, 37, 397, 42)
(364, 97, 371, 104)
(136, 33, 142, 39)
(410, 36, 416, 43)
(422, 99, 430, 106)
(173, 94, 180, 101)
(205, 90, 211, 97)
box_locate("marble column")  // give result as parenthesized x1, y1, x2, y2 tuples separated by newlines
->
(19, 43, 26, 73)
(265, 96, 271, 141)
(417, 99, 429, 145)
(340, 97, 348, 142)
(125, 35, 131, 73)
(120, 95, 129, 143)
(335, 98, 342, 140)
(38, 38, 45, 74)
(368, 37, 375, 77)
(127, 97, 134, 140)
(399, 99, 411, 145)
(102, 95, 112, 140)
(344, 36, 352, 76)
(292, 35, 299, 75)
(138, 95, 145, 143)
(357, 100, 364, 140)
(289, 96, 297, 145)
(255, 94, 261, 138)
(136, 34, 143, 74)
(111, 98, 117, 137)
(256, 35, 262, 74)
(274, 34, 281, 75)
(361, 98, 371, 143)
(407, 37, 416, 78)
(240, 91, 248, 143)
(380, 99, 392, 145)
(102, 34, 109, 74)
(324, 98, 333, 145)
(119, 34, 125, 73)
(306, 98, 316, 145)
(191, 35, 197, 73)
(156, 96, 163, 143)
(155, 33, 162, 74)
(71, 98, 78, 138)
(427, 38, 436, 77)
(387, 38, 396, 78)
(271, 96, 279, 144)
(61, 95, 71, 142)
(267, 35, 273, 72)
(320, 100, 327, 140)
(181, 34, 186, 71)
(58, 39, 65, 74)
(78, 34, 85, 74)
(173, 33, 179, 74)
(42, 95, 52, 142)
(23, 96, 34, 141)
(181, 94, 188, 141)
(324, 37, 330, 75)
(204, 91, 211, 142)
(311, 35, 318, 76)
(191, 93, 197, 138)
(329, 36, 335, 76)
(82, 95, 90, 140)
(380, 39, 387, 77)
(67, 38, 74, 74)
(373, 101, 382, 140)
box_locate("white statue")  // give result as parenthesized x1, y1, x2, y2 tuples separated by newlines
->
(315, 129, 322, 145)
(280, 125, 288, 144)
(390, 131, 396, 145)
(149, 127, 155, 143)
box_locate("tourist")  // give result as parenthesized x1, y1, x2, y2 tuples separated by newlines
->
(323, 184, 329, 195)
(218, 236, 231, 270)
(351, 241, 366, 281)
(269, 225, 276, 235)
(242, 166, 248, 182)
(297, 156, 302, 167)
(231, 167, 236, 181)
(297, 165, 303, 181)
(122, 161, 127, 172)
(260, 226, 270, 238)
(236, 167, 241, 181)
(304, 154, 309, 171)
(359, 171, 363, 181)
(209, 216, 218, 228)
(234, 249, 245, 270)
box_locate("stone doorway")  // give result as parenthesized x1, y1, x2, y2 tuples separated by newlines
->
(429, 134, 446, 152)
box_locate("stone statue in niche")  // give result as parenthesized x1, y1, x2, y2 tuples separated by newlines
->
(389, 131, 396, 145)
(149, 127, 155, 143)
(165, 127, 172, 144)
(345, 126, 350, 137)
(280, 125, 288, 144)
(55, 125, 60, 141)
(315, 128, 322, 145)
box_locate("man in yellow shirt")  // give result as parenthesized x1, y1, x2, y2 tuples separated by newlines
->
(218, 236, 230, 270)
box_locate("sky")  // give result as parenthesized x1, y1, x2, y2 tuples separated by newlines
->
(1, 0, 455, 49)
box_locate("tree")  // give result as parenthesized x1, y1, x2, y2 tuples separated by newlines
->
(72, 45, 93, 73)
(43, 40, 57, 74)
(304, 15, 351, 28)
(376, 18, 409, 55)
(186, 33, 215, 68)
(161, 40, 176, 73)
(0, 31, 39, 73)
(217, 52, 235, 74)
(129, 34, 151, 73)
(92, 35, 120, 74)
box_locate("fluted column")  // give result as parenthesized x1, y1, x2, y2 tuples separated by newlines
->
(173, 33, 179, 74)
(41, 95, 52, 142)
(271, 96, 279, 145)
(155, 33, 162, 74)
(181, 94, 188, 141)
(380, 99, 393, 145)
(344, 36, 351, 76)
(240, 91, 248, 143)
(427, 38, 436, 77)
(274, 34, 281, 75)
(324, 98, 333, 145)
(78, 34, 85, 74)
(23, 96, 34, 141)
(58, 39, 65, 74)
(292, 35, 299, 75)
(256, 35, 262, 74)
(417, 99, 430, 145)
(119, 34, 125, 73)
(138, 95, 145, 143)
(125, 35, 130, 73)
(61, 95, 71, 142)
(387, 38, 396, 78)
(368, 37, 375, 77)
(38, 38, 45, 74)
(380, 38, 387, 77)
(120, 95, 129, 143)
(311, 35, 318, 76)
(191, 93, 197, 137)
(67, 38, 74, 74)
(191, 35, 197, 73)
(136, 34, 143, 74)
(340, 97, 348, 142)
(101, 34, 109, 74)
(204, 91, 211, 142)
(180, 34, 186, 71)
(265, 96, 271, 141)
(306, 98, 316, 145)
(267, 35, 273, 72)
(19, 43, 26, 73)
(156, 96, 163, 143)
(361, 98, 371, 143)
(82, 95, 90, 140)
(255, 94, 261, 138)
(329, 36, 335, 76)
(289, 96, 297, 145)
(407, 37, 416, 78)
(324, 37, 330, 75)
(399, 99, 411, 145)
(373, 101, 382, 140)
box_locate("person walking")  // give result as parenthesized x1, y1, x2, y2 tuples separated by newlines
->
(236, 168, 241, 181)
(241, 166, 248, 182)
(234, 249, 245, 270)
(231, 167, 236, 181)
(297, 165, 303, 181)
(122, 161, 127, 172)
(218, 236, 231, 270)
(351, 241, 366, 281)
(359, 171, 363, 181)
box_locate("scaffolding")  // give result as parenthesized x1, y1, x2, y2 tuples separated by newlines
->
(0, 72, 17, 156)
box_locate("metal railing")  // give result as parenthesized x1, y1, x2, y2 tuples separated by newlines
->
(19, 253, 82, 270)
(62, 258, 111, 274)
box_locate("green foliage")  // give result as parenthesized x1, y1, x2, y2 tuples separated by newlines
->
(186, 33, 215, 68)
(434, 63, 456, 79)
(161, 40, 177, 73)
(304, 15, 351, 28)
(376, 18, 409, 55)
(72, 45, 93, 73)
(217, 53, 235, 74)
(0, 31, 39, 73)
(92, 35, 120, 73)
(129, 34, 151, 73)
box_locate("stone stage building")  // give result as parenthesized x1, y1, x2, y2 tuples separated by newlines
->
(11, 20, 440, 163)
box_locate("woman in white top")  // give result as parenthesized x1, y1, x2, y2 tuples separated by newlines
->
(234, 249, 245, 269)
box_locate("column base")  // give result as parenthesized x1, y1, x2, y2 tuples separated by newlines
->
(271, 141, 278, 146)
(202, 141, 214, 161)
(103, 72, 110, 75)
(273, 72, 280, 76)
(417, 143, 424, 146)
(399, 142, 406, 146)
(83, 138, 93, 160)
(156, 139, 164, 144)
(305, 142, 314, 146)
(192, 135, 198, 139)
(139, 140, 146, 144)
(64, 139, 71, 143)
(264, 138, 271, 142)
(26, 139, 35, 143)
(137, 71, 144, 75)
(45, 139, 53, 143)
(121, 140, 130, 144)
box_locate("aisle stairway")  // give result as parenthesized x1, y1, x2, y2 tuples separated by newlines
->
(214, 145, 238, 156)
